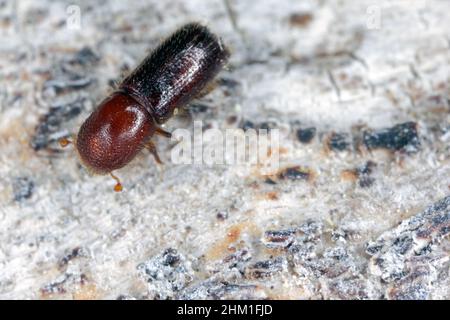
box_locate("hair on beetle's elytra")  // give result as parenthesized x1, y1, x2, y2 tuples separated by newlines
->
(60, 23, 230, 191)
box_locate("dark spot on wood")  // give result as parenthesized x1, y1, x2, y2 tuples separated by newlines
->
(278, 166, 311, 181)
(289, 12, 313, 27)
(266, 191, 279, 200)
(331, 229, 347, 242)
(31, 98, 85, 151)
(189, 103, 209, 113)
(358, 160, 376, 175)
(296, 127, 316, 143)
(202, 122, 213, 131)
(365, 243, 383, 256)
(116, 294, 136, 300)
(40, 281, 66, 295)
(392, 235, 414, 255)
(245, 257, 286, 279)
(358, 176, 375, 188)
(58, 247, 86, 269)
(328, 132, 350, 151)
(226, 115, 238, 124)
(264, 177, 277, 185)
(239, 119, 277, 132)
(216, 211, 228, 221)
(12, 177, 34, 201)
(40, 273, 87, 296)
(218, 77, 240, 89)
(362, 122, 420, 153)
(218, 78, 240, 96)
(263, 229, 296, 249)
(43, 76, 93, 94)
(67, 47, 99, 66)
(358, 161, 376, 188)
(240, 120, 255, 131)
(137, 248, 193, 299)
(162, 248, 181, 267)
(342, 161, 376, 188)
(414, 243, 432, 256)
(259, 121, 277, 131)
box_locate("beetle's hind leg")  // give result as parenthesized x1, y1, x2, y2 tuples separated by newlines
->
(146, 140, 163, 164)
(145, 128, 171, 165)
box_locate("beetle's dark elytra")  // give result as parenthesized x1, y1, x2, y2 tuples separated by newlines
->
(73, 23, 229, 188)
(121, 23, 230, 123)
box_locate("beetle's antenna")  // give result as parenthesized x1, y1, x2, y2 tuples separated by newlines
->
(59, 136, 74, 148)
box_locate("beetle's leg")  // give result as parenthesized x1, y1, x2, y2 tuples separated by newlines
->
(155, 127, 172, 139)
(146, 141, 163, 164)
(110, 172, 123, 192)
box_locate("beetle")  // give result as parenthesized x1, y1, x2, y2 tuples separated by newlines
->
(60, 23, 229, 191)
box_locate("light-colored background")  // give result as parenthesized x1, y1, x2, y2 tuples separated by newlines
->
(0, 0, 449, 299)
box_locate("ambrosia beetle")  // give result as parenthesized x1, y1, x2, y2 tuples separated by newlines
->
(61, 23, 229, 191)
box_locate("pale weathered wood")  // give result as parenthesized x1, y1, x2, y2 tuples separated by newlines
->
(0, 0, 449, 299)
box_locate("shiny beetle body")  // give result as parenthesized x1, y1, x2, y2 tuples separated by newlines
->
(74, 23, 229, 180)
